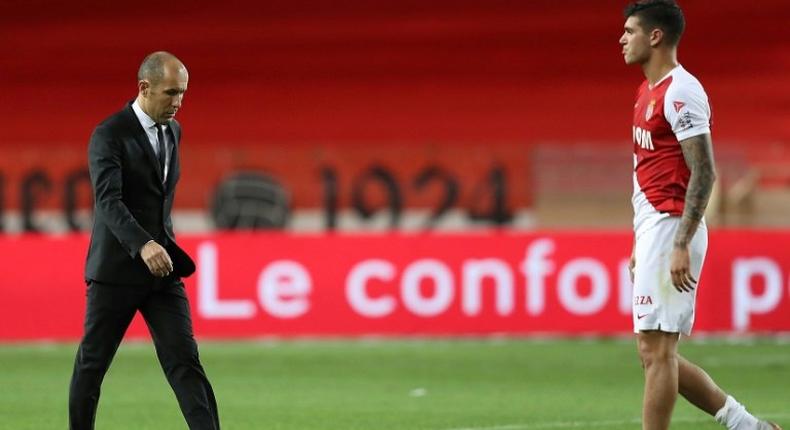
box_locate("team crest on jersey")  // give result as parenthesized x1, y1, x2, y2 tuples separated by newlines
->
(673, 101, 686, 112)
(645, 99, 656, 121)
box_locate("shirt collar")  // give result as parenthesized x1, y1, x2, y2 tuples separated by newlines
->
(132, 100, 159, 130)
(649, 65, 682, 90)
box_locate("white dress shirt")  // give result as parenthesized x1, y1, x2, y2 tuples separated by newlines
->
(132, 101, 171, 182)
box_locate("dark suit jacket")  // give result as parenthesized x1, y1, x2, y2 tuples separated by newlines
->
(85, 102, 195, 285)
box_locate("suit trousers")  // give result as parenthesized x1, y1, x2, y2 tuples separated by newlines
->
(68, 280, 220, 430)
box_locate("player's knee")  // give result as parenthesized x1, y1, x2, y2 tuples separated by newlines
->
(637, 335, 676, 368)
(638, 348, 667, 369)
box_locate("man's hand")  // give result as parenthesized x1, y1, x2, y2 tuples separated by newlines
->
(629, 248, 636, 284)
(669, 244, 696, 293)
(140, 240, 174, 277)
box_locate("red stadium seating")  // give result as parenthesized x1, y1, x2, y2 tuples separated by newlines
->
(2, 0, 788, 146)
(1, 0, 788, 212)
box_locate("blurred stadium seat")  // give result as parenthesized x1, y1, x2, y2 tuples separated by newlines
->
(0, 0, 788, 231)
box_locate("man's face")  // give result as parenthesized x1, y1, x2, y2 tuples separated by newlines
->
(139, 64, 188, 124)
(620, 16, 651, 65)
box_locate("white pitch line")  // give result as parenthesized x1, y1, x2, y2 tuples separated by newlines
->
(446, 413, 790, 430)
(446, 418, 640, 430)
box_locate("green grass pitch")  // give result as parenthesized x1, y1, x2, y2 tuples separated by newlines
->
(1, 338, 787, 429)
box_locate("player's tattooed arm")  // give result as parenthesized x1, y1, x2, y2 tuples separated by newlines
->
(674, 133, 716, 248)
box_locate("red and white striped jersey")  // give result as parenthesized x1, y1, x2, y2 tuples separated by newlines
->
(631, 65, 711, 237)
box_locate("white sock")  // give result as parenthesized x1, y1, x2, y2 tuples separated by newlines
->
(715, 395, 760, 430)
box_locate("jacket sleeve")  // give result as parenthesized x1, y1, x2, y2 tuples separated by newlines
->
(88, 124, 153, 258)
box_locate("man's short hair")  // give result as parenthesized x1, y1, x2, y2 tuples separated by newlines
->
(137, 51, 176, 84)
(624, 0, 685, 46)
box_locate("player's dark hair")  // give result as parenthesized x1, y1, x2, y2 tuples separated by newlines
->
(624, 0, 685, 46)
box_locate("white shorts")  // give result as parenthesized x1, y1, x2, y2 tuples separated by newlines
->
(633, 217, 708, 336)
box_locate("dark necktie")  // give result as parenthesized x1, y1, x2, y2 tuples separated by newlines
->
(155, 124, 167, 177)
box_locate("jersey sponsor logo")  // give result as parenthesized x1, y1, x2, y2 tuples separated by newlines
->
(677, 111, 693, 131)
(634, 295, 653, 305)
(645, 99, 656, 121)
(673, 101, 686, 112)
(632, 126, 654, 151)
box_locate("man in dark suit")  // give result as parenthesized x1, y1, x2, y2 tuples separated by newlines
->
(69, 51, 220, 430)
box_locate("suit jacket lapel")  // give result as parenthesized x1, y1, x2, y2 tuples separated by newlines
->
(124, 104, 165, 186)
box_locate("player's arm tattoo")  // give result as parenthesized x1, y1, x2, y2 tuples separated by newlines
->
(674, 133, 716, 248)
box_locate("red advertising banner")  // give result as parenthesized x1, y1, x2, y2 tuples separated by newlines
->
(1, 231, 789, 341)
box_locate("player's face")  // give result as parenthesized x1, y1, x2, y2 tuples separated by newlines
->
(139, 64, 189, 124)
(620, 16, 651, 65)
